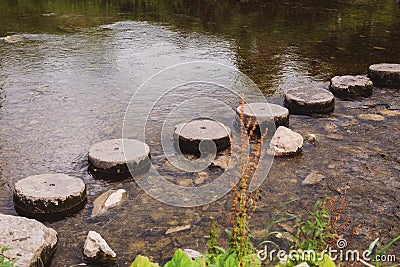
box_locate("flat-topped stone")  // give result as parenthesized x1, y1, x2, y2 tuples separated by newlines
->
(329, 75, 373, 97)
(174, 119, 231, 156)
(368, 63, 400, 87)
(284, 86, 335, 115)
(0, 213, 58, 267)
(88, 139, 150, 178)
(236, 103, 289, 130)
(13, 173, 86, 221)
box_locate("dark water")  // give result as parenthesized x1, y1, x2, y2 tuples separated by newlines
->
(0, 0, 399, 266)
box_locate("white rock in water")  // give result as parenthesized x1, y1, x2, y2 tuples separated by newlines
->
(184, 249, 202, 260)
(4, 35, 24, 43)
(84, 231, 116, 262)
(0, 213, 58, 266)
(268, 126, 303, 156)
(91, 189, 127, 217)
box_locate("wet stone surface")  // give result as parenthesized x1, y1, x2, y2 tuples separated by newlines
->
(284, 86, 335, 115)
(0, 213, 58, 267)
(88, 139, 151, 179)
(368, 63, 400, 87)
(236, 103, 289, 130)
(329, 75, 373, 98)
(174, 119, 231, 156)
(13, 173, 87, 221)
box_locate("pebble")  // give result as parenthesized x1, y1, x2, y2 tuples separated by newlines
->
(165, 225, 191, 235)
(357, 114, 385, 121)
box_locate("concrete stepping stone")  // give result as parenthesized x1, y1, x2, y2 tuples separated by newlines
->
(235, 103, 289, 131)
(368, 63, 400, 87)
(329, 75, 373, 98)
(267, 126, 303, 156)
(88, 139, 150, 179)
(13, 173, 87, 221)
(284, 86, 335, 115)
(174, 119, 231, 156)
(0, 213, 58, 266)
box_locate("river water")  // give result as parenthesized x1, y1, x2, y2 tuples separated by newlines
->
(0, 0, 399, 266)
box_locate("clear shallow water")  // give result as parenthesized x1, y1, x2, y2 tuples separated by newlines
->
(0, 0, 399, 266)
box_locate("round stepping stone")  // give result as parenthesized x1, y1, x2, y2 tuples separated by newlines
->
(88, 139, 150, 179)
(174, 119, 231, 156)
(368, 63, 400, 87)
(284, 86, 335, 115)
(13, 173, 87, 221)
(236, 103, 289, 131)
(329, 75, 373, 97)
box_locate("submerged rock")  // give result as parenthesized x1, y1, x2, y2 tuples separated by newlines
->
(165, 225, 191, 235)
(0, 213, 58, 267)
(268, 126, 303, 156)
(358, 114, 385, 121)
(91, 189, 127, 217)
(83, 231, 116, 264)
(302, 171, 325, 185)
(3, 35, 24, 43)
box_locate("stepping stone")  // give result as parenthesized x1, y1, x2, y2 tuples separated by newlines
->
(0, 214, 58, 267)
(368, 63, 400, 87)
(329, 75, 373, 98)
(284, 86, 335, 115)
(267, 126, 303, 156)
(88, 139, 150, 179)
(235, 103, 289, 131)
(13, 173, 87, 221)
(174, 119, 231, 156)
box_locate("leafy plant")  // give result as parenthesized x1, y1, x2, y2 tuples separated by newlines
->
(130, 255, 160, 267)
(226, 97, 267, 266)
(0, 247, 18, 267)
(204, 219, 224, 265)
(293, 200, 334, 252)
(275, 251, 336, 267)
